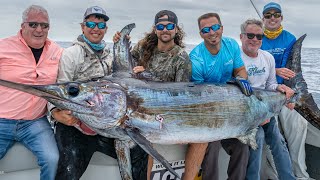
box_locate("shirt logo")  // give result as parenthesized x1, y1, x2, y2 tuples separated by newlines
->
(247, 65, 266, 76)
(224, 59, 233, 66)
(266, 48, 285, 55)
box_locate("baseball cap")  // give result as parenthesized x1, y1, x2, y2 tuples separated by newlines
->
(263, 2, 282, 14)
(154, 10, 178, 25)
(83, 6, 109, 21)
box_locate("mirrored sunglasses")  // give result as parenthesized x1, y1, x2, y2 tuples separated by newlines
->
(264, 12, 282, 19)
(243, 33, 264, 40)
(200, 24, 221, 34)
(84, 21, 107, 29)
(26, 22, 49, 29)
(155, 23, 175, 31)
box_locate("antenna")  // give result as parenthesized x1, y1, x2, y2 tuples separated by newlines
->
(249, 0, 262, 19)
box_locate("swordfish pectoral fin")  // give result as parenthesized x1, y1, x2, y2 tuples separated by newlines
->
(237, 127, 258, 150)
(114, 139, 133, 180)
(125, 127, 181, 179)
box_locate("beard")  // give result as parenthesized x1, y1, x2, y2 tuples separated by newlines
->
(158, 33, 176, 44)
(205, 36, 220, 47)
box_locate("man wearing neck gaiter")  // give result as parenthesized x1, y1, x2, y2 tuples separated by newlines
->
(51, 6, 148, 180)
(261, 2, 310, 180)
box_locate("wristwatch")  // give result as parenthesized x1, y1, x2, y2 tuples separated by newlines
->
(47, 107, 58, 131)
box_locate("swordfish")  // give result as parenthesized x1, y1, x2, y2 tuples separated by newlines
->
(0, 23, 318, 178)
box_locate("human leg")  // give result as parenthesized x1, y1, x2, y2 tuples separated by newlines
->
(147, 156, 153, 180)
(97, 136, 148, 180)
(221, 138, 249, 180)
(55, 122, 96, 180)
(263, 116, 295, 180)
(97, 136, 117, 159)
(245, 126, 264, 180)
(17, 117, 59, 180)
(279, 107, 309, 179)
(130, 144, 149, 180)
(260, 143, 279, 179)
(201, 141, 221, 180)
(183, 143, 208, 180)
(0, 118, 16, 159)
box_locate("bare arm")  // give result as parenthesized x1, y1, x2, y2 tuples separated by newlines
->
(233, 66, 248, 79)
(277, 84, 295, 110)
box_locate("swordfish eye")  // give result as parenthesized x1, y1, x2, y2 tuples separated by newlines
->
(66, 83, 80, 97)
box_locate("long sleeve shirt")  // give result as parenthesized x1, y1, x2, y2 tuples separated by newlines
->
(261, 30, 296, 84)
(0, 31, 63, 120)
(241, 49, 278, 91)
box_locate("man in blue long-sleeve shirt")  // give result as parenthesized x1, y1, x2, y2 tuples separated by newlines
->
(260, 2, 309, 180)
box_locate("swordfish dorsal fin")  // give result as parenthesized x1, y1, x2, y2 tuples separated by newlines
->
(284, 34, 320, 129)
(113, 23, 136, 73)
(285, 34, 306, 73)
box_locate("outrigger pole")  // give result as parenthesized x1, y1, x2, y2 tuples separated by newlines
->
(249, 0, 262, 19)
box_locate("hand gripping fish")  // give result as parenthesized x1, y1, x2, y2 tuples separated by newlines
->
(0, 23, 319, 179)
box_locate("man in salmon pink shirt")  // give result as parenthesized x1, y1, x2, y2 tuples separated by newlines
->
(0, 5, 63, 180)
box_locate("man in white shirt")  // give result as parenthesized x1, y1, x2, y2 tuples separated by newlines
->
(239, 18, 295, 180)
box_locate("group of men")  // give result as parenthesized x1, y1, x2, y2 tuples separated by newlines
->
(0, 2, 310, 180)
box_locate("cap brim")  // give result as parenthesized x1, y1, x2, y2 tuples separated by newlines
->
(263, 7, 281, 14)
(84, 14, 109, 21)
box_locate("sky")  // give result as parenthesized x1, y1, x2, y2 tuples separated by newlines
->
(0, 0, 320, 48)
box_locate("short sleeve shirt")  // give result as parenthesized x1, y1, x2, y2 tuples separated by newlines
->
(190, 37, 244, 83)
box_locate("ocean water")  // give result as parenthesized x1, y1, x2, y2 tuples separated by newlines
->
(57, 41, 320, 105)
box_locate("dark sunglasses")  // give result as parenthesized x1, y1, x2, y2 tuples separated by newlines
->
(264, 12, 282, 19)
(243, 33, 264, 40)
(25, 22, 49, 29)
(200, 24, 221, 34)
(155, 23, 175, 31)
(84, 21, 107, 29)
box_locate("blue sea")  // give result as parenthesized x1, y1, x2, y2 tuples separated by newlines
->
(57, 41, 320, 106)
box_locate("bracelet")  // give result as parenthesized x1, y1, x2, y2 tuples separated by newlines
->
(48, 107, 58, 123)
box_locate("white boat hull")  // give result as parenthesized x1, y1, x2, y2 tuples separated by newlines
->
(0, 122, 319, 180)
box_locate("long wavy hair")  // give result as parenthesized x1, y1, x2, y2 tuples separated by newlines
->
(138, 25, 186, 67)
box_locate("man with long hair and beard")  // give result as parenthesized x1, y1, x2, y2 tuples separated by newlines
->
(129, 10, 191, 82)
(114, 9, 191, 179)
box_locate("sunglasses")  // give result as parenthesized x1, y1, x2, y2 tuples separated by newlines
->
(264, 12, 282, 19)
(25, 22, 49, 29)
(243, 33, 264, 40)
(155, 23, 175, 31)
(200, 24, 221, 34)
(84, 21, 107, 29)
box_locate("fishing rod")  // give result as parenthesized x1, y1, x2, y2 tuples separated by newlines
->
(249, 0, 262, 19)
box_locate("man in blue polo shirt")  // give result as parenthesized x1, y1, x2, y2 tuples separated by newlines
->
(183, 12, 252, 180)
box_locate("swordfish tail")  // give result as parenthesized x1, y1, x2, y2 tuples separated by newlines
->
(284, 34, 320, 129)
(113, 23, 136, 73)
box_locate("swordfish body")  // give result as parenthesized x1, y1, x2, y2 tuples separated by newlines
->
(0, 75, 287, 142)
(103, 77, 287, 144)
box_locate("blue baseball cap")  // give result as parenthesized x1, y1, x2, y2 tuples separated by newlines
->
(262, 2, 282, 14)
